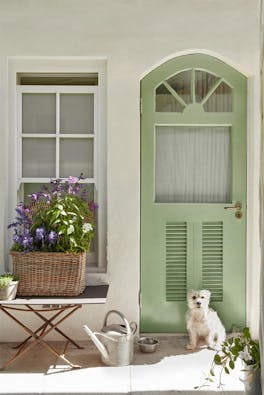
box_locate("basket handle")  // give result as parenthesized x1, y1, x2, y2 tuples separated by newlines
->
(103, 310, 132, 335)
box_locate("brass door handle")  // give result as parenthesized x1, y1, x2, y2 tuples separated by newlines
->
(224, 202, 242, 218)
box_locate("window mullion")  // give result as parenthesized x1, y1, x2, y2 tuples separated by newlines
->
(18, 91, 22, 182)
(56, 92, 60, 178)
(93, 90, 98, 192)
(191, 68, 195, 103)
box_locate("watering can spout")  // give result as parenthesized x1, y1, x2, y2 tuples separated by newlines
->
(83, 325, 109, 360)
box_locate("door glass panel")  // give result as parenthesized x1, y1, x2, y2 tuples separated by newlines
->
(166, 70, 192, 104)
(195, 70, 218, 103)
(59, 138, 94, 178)
(22, 93, 56, 133)
(60, 94, 94, 133)
(203, 82, 232, 112)
(155, 126, 231, 203)
(22, 138, 56, 177)
(156, 84, 184, 112)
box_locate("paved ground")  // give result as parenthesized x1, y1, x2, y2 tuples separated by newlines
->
(0, 335, 244, 394)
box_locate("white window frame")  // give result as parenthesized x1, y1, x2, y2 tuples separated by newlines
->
(8, 58, 107, 272)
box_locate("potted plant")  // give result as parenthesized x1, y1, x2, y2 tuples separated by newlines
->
(201, 327, 261, 395)
(0, 273, 19, 300)
(8, 175, 96, 296)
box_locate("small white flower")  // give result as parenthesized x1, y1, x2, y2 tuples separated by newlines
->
(82, 222, 93, 233)
(238, 346, 252, 362)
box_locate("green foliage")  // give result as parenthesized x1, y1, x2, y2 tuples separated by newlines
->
(0, 273, 19, 290)
(8, 176, 96, 253)
(205, 327, 260, 389)
(196, 327, 260, 391)
(31, 193, 95, 253)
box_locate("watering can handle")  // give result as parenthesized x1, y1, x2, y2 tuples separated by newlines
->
(129, 321, 137, 335)
(103, 310, 132, 335)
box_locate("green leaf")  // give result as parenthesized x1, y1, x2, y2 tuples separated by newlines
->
(229, 360, 235, 369)
(209, 368, 215, 376)
(243, 327, 250, 339)
(67, 225, 74, 235)
(214, 354, 222, 365)
(224, 367, 230, 374)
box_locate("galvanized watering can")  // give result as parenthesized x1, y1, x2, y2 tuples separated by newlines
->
(83, 309, 137, 366)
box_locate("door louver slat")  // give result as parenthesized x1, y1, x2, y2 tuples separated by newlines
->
(166, 222, 187, 301)
(202, 222, 223, 301)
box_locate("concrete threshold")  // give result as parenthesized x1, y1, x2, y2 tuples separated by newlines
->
(0, 335, 244, 394)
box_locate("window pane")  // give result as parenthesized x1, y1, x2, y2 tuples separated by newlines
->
(22, 93, 56, 133)
(156, 84, 184, 112)
(203, 82, 232, 112)
(22, 138, 56, 177)
(155, 126, 231, 203)
(166, 70, 192, 104)
(60, 138, 94, 178)
(22, 183, 48, 204)
(195, 70, 218, 103)
(60, 94, 94, 133)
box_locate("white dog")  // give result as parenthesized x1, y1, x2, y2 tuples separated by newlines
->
(186, 289, 226, 350)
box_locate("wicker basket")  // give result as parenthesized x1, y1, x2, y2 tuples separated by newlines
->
(10, 251, 86, 296)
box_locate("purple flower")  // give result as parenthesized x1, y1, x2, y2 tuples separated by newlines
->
(31, 193, 38, 202)
(12, 234, 21, 244)
(24, 228, 30, 236)
(48, 231, 57, 244)
(35, 227, 46, 241)
(67, 176, 78, 184)
(22, 235, 33, 248)
(89, 202, 99, 212)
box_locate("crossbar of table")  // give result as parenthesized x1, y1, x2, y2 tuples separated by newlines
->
(13, 305, 83, 350)
(0, 304, 82, 370)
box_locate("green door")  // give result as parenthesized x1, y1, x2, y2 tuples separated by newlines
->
(140, 54, 247, 332)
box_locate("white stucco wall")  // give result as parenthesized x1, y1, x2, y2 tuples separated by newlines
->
(0, 0, 261, 341)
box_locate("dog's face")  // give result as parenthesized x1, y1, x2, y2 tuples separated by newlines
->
(187, 289, 211, 311)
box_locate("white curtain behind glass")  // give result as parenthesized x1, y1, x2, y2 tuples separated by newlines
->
(155, 126, 231, 203)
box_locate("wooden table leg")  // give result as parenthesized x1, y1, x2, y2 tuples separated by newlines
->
(0, 305, 82, 370)
(27, 305, 84, 349)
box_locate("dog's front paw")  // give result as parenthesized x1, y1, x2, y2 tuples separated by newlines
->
(186, 343, 195, 350)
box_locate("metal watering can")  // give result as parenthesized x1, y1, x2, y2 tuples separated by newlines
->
(83, 310, 137, 366)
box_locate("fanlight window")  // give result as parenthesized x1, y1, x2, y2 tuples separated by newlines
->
(156, 69, 232, 113)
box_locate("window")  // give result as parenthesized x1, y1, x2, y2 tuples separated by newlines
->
(155, 69, 232, 113)
(15, 73, 106, 272)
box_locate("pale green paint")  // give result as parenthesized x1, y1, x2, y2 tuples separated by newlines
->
(140, 54, 247, 332)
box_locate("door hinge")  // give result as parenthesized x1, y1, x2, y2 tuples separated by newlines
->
(140, 98, 143, 114)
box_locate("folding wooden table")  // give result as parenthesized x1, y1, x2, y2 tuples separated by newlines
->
(0, 285, 108, 370)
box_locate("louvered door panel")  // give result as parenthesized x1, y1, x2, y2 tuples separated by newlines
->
(202, 222, 223, 301)
(166, 222, 187, 301)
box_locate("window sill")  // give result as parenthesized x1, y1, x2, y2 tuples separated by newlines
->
(87, 264, 106, 274)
